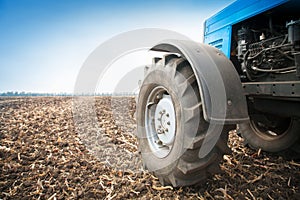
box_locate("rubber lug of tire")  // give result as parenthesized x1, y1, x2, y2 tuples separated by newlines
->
(183, 103, 201, 123)
(163, 54, 179, 66)
(177, 154, 216, 174)
(144, 66, 150, 76)
(152, 57, 161, 66)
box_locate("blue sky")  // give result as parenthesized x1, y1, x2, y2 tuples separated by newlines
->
(0, 0, 235, 93)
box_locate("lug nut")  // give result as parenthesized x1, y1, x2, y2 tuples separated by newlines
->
(165, 128, 168, 132)
(156, 140, 163, 145)
(157, 128, 164, 134)
(166, 113, 169, 117)
(167, 121, 171, 125)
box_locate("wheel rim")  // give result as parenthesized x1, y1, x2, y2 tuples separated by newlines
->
(145, 86, 176, 158)
(250, 115, 292, 139)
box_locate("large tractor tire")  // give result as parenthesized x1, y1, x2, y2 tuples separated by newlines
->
(136, 54, 233, 187)
(239, 114, 300, 152)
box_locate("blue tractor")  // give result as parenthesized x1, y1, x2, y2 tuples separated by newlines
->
(136, 0, 300, 186)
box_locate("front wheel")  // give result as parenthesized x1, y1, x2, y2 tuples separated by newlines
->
(136, 54, 233, 187)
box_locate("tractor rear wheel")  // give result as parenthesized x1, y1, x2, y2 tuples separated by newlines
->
(239, 114, 300, 152)
(136, 54, 233, 187)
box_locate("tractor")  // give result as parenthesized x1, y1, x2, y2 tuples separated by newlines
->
(136, 0, 300, 187)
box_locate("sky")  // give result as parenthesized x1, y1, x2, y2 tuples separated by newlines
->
(0, 0, 235, 93)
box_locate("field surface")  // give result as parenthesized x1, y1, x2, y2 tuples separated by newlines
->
(0, 97, 299, 199)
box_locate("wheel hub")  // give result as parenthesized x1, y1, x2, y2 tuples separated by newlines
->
(154, 95, 176, 145)
(144, 87, 177, 158)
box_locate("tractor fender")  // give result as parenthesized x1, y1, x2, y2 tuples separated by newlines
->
(151, 39, 249, 124)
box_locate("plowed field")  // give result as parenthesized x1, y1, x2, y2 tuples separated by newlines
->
(0, 97, 299, 199)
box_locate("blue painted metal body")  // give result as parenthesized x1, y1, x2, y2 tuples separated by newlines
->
(204, 0, 289, 58)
